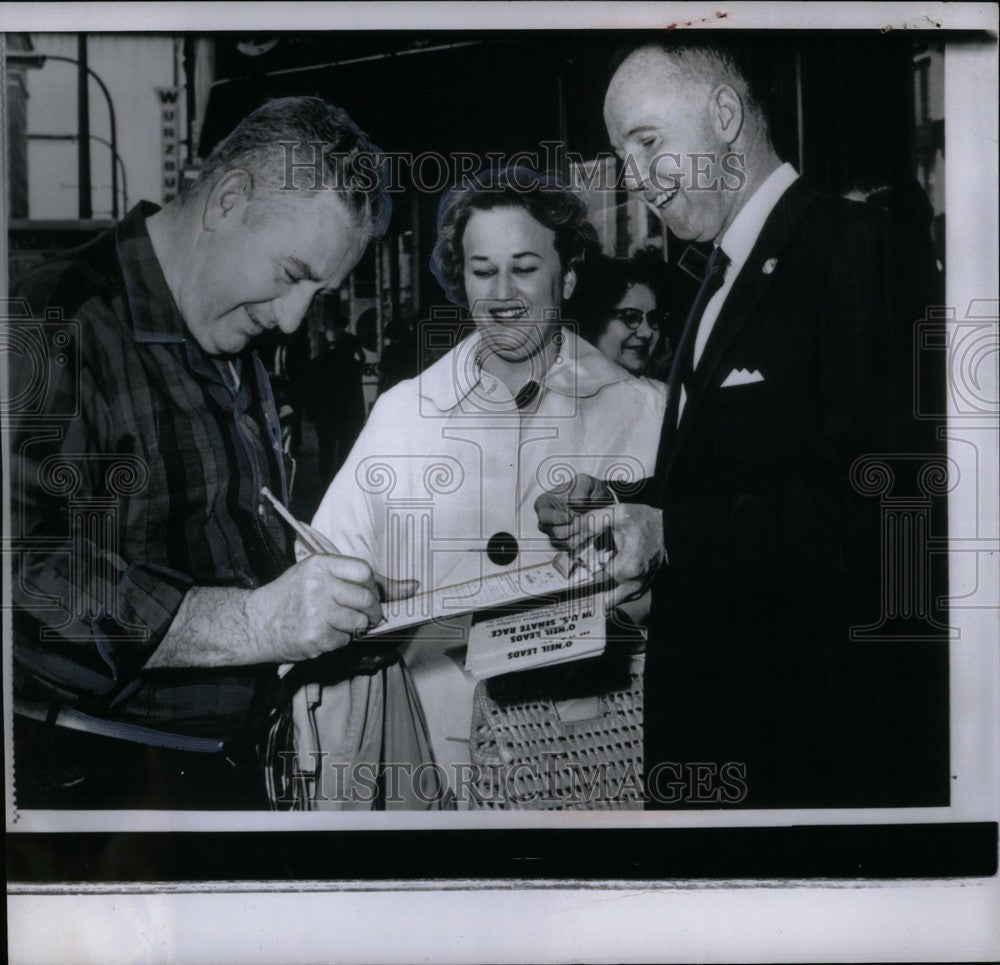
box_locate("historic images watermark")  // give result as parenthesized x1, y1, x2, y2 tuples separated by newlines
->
(2, 301, 159, 642)
(273, 753, 749, 808)
(847, 302, 999, 639)
(276, 140, 749, 195)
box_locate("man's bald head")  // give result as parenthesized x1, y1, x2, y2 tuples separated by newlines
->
(606, 42, 772, 147)
(603, 39, 780, 243)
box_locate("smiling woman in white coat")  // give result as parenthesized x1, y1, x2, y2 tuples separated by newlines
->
(274, 166, 665, 810)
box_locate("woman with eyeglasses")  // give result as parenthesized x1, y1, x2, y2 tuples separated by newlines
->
(566, 247, 672, 380)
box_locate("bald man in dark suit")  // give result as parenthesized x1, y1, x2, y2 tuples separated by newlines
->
(537, 39, 948, 808)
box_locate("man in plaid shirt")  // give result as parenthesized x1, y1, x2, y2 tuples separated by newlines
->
(9, 97, 400, 809)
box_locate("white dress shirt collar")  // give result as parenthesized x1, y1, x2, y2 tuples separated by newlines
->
(681, 162, 800, 402)
(718, 162, 800, 271)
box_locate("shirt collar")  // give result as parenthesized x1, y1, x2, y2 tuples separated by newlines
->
(719, 162, 799, 270)
(419, 327, 634, 412)
(115, 200, 189, 343)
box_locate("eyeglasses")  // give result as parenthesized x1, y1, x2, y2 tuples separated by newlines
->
(606, 308, 667, 331)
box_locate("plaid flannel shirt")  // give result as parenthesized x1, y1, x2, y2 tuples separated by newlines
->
(9, 202, 293, 741)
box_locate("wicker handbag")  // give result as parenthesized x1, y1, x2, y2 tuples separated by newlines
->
(468, 653, 644, 810)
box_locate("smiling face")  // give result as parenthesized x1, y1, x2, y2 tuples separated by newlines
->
(596, 282, 659, 376)
(461, 205, 575, 362)
(604, 47, 743, 244)
(182, 180, 371, 356)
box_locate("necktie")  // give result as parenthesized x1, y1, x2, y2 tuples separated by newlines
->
(666, 246, 731, 400)
(514, 379, 541, 410)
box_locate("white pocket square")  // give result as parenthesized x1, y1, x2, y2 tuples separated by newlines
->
(720, 368, 765, 388)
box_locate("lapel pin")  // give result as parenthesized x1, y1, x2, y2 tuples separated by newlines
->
(762, 258, 778, 275)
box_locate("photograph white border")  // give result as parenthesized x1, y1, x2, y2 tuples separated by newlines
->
(3, 3, 998, 962)
(5, 0, 997, 836)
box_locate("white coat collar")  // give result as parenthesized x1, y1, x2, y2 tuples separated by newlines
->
(418, 326, 634, 412)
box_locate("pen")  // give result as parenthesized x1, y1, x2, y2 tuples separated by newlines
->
(260, 486, 327, 555)
(261, 487, 381, 643)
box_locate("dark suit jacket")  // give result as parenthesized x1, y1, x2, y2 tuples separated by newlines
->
(624, 178, 949, 808)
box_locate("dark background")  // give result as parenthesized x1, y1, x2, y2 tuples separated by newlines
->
(197, 29, 943, 315)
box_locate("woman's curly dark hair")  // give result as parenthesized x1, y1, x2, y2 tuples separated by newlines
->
(430, 165, 599, 307)
(564, 246, 671, 343)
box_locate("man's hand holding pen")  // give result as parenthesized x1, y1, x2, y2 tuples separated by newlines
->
(251, 488, 419, 662)
(535, 473, 665, 608)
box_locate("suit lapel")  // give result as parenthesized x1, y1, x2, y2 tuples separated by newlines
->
(662, 178, 819, 480)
